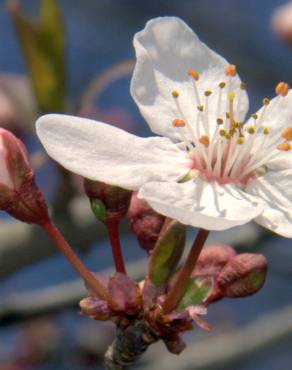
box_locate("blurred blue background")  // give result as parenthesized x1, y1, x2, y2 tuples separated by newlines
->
(0, 1, 292, 369)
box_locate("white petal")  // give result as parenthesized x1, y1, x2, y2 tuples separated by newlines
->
(36, 114, 191, 190)
(131, 17, 248, 140)
(246, 169, 292, 237)
(138, 179, 263, 231)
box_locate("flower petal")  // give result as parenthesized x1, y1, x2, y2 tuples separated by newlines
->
(36, 114, 190, 190)
(131, 17, 248, 140)
(138, 179, 263, 231)
(246, 169, 292, 237)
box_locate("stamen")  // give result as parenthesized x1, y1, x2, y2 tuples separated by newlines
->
(188, 68, 200, 81)
(172, 119, 186, 127)
(275, 82, 289, 97)
(236, 137, 245, 144)
(219, 82, 226, 88)
(281, 127, 292, 141)
(263, 127, 270, 135)
(228, 91, 236, 128)
(246, 126, 256, 134)
(236, 82, 247, 113)
(204, 90, 213, 97)
(197, 105, 204, 112)
(217, 118, 224, 125)
(188, 69, 201, 104)
(277, 142, 291, 151)
(224, 64, 237, 76)
(199, 135, 210, 147)
(219, 129, 227, 137)
(172, 90, 179, 98)
(262, 98, 270, 106)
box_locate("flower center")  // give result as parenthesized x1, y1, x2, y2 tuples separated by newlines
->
(171, 65, 291, 187)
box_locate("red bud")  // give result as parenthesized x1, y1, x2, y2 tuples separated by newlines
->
(128, 192, 165, 253)
(0, 128, 48, 224)
(217, 253, 268, 297)
(192, 244, 236, 277)
(84, 179, 131, 222)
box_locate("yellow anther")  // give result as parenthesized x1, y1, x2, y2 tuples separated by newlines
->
(197, 104, 204, 111)
(226, 112, 230, 119)
(199, 135, 210, 147)
(275, 82, 289, 97)
(262, 98, 270, 106)
(229, 129, 236, 136)
(240, 82, 247, 90)
(247, 126, 256, 134)
(224, 64, 237, 77)
(172, 119, 185, 127)
(236, 137, 245, 145)
(281, 127, 292, 141)
(172, 90, 179, 98)
(188, 68, 200, 81)
(217, 118, 224, 125)
(225, 132, 232, 140)
(263, 127, 270, 135)
(219, 81, 226, 88)
(277, 142, 291, 151)
(204, 90, 212, 97)
(229, 91, 236, 100)
(219, 129, 227, 137)
(252, 113, 258, 120)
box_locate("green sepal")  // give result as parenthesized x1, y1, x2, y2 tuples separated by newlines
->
(149, 220, 186, 287)
(177, 276, 213, 309)
(91, 198, 107, 222)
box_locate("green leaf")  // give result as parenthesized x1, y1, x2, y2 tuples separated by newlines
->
(91, 199, 106, 221)
(8, 0, 66, 113)
(178, 276, 213, 309)
(149, 220, 186, 287)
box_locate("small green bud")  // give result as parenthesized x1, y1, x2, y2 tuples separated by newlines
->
(91, 198, 106, 221)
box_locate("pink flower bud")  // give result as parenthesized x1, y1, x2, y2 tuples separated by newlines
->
(128, 192, 165, 253)
(271, 2, 292, 45)
(0, 128, 48, 224)
(217, 253, 268, 297)
(192, 244, 236, 277)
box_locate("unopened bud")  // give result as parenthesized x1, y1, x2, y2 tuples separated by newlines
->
(79, 296, 111, 321)
(84, 179, 131, 223)
(192, 244, 236, 277)
(128, 192, 165, 253)
(0, 128, 48, 223)
(217, 253, 268, 297)
(271, 2, 292, 45)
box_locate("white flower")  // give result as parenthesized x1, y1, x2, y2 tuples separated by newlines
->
(36, 17, 292, 236)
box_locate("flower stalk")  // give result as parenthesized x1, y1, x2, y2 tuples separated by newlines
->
(162, 228, 209, 313)
(41, 220, 108, 300)
(106, 219, 127, 274)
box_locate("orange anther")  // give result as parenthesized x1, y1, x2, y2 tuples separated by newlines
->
(199, 135, 210, 147)
(275, 82, 289, 96)
(277, 142, 291, 151)
(172, 119, 185, 127)
(188, 68, 199, 81)
(224, 64, 237, 77)
(281, 127, 292, 141)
